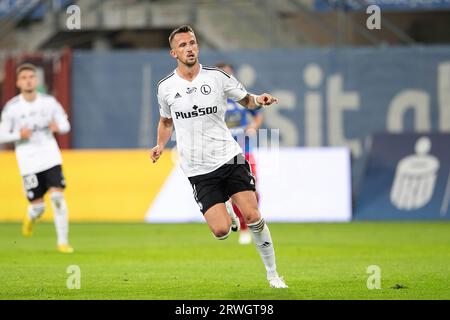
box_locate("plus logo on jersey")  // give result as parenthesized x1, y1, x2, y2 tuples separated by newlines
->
(175, 105, 218, 119)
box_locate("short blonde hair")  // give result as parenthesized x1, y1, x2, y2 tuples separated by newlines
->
(16, 63, 37, 76)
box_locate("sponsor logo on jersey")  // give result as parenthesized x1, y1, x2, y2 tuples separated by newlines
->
(200, 84, 211, 95)
(174, 105, 218, 119)
(174, 92, 182, 99)
(186, 87, 197, 94)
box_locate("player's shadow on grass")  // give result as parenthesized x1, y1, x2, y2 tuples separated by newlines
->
(222, 286, 296, 300)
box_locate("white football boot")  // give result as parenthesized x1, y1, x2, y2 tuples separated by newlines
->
(268, 273, 288, 289)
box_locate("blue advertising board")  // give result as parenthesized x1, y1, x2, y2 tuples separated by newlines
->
(355, 133, 450, 220)
(72, 46, 450, 157)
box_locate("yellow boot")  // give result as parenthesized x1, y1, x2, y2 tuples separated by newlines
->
(57, 244, 74, 253)
(22, 215, 35, 237)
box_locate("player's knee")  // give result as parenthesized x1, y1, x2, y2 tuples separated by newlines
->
(29, 203, 45, 218)
(50, 191, 65, 209)
(212, 227, 231, 240)
(245, 208, 261, 225)
(50, 191, 64, 201)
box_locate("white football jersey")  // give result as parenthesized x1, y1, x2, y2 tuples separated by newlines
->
(0, 93, 70, 176)
(157, 65, 248, 177)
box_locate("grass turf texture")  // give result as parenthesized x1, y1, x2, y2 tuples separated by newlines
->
(0, 222, 449, 300)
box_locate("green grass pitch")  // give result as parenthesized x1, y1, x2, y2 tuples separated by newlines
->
(0, 222, 449, 300)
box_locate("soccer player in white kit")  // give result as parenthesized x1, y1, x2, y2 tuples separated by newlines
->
(151, 26, 287, 288)
(0, 63, 74, 253)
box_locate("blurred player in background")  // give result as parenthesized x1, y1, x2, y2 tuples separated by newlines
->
(0, 63, 74, 253)
(216, 62, 263, 245)
(151, 25, 287, 288)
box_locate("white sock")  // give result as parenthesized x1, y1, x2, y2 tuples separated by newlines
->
(28, 203, 45, 220)
(50, 192, 69, 245)
(248, 218, 278, 278)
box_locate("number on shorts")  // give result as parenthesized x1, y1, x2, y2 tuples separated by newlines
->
(23, 174, 38, 190)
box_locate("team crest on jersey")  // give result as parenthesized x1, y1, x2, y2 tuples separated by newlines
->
(200, 84, 211, 95)
(186, 87, 197, 94)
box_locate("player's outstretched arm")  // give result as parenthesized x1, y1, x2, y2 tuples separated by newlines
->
(238, 93, 278, 110)
(151, 116, 173, 163)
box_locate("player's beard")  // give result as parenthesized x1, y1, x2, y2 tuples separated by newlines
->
(183, 55, 197, 67)
(21, 82, 36, 94)
(23, 88, 35, 94)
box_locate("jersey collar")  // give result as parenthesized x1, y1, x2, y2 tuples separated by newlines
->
(174, 64, 202, 83)
(19, 92, 40, 104)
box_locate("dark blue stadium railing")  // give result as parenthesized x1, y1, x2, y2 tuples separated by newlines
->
(314, 0, 450, 12)
(0, 0, 73, 20)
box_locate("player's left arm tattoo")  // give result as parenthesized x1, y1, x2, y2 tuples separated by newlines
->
(238, 93, 259, 110)
(238, 93, 278, 110)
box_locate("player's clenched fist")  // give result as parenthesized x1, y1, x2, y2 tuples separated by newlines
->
(20, 127, 32, 139)
(151, 145, 163, 163)
(256, 93, 278, 107)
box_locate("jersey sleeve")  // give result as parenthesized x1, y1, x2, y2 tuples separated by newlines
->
(223, 75, 248, 102)
(157, 87, 172, 119)
(0, 107, 21, 144)
(51, 98, 71, 134)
